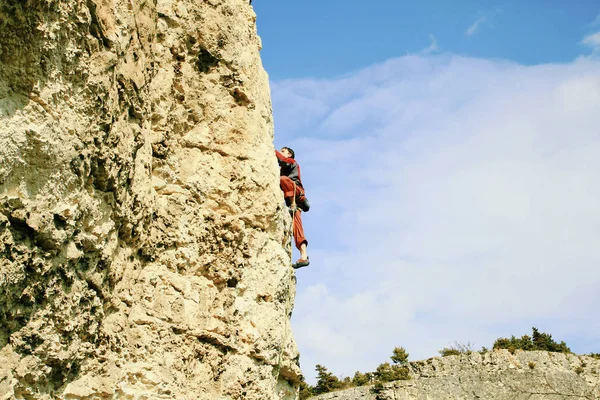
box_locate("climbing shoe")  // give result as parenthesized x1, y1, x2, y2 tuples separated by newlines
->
(297, 196, 310, 212)
(293, 258, 310, 269)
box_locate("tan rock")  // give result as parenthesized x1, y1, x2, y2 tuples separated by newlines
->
(0, 0, 300, 398)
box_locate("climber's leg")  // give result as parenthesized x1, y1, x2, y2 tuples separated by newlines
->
(292, 210, 309, 268)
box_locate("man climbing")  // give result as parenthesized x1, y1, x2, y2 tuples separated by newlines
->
(276, 147, 310, 269)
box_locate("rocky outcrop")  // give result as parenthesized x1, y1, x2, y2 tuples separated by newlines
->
(0, 0, 301, 398)
(313, 351, 600, 400)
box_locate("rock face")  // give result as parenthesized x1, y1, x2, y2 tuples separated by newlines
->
(313, 351, 600, 400)
(0, 0, 301, 398)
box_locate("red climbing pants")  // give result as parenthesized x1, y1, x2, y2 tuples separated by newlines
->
(279, 176, 308, 250)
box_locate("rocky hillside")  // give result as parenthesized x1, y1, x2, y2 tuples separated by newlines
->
(312, 350, 600, 400)
(0, 0, 301, 398)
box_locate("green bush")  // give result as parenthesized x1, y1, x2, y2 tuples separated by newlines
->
(374, 362, 410, 382)
(371, 381, 384, 393)
(493, 327, 570, 354)
(352, 371, 373, 386)
(340, 376, 352, 389)
(439, 342, 474, 357)
(439, 348, 461, 356)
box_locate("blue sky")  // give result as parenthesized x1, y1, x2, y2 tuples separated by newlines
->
(254, 1, 600, 384)
(255, 0, 600, 79)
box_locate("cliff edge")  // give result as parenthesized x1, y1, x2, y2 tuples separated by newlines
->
(0, 0, 301, 398)
(312, 350, 600, 400)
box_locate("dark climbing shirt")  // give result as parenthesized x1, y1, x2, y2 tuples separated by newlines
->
(275, 150, 304, 188)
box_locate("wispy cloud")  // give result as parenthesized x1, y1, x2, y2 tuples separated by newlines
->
(465, 16, 487, 36)
(582, 31, 600, 54)
(421, 34, 439, 54)
(591, 14, 600, 26)
(273, 55, 600, 383)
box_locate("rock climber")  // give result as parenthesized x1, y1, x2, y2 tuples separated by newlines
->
(276, 147, 310, 269)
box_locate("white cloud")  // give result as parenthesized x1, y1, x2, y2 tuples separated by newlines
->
(273, 55, 600, 384)
(421, 34, 438, 55)
(582, 31, 600, 53)
(466, 16, 487, 36)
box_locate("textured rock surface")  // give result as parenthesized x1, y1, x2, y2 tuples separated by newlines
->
(0, 0, 301, 398)
(313, 351, 600, 400)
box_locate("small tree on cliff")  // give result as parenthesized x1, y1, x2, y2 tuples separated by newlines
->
(373, 362, 410, 382)
(373, 346, 411, 383)
(313, 364, 344, 394)
(391, 347, 409, 365)
(493, 327, 570, 354)
(298, 375, 313, 400)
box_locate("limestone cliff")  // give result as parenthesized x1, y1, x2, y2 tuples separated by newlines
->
(0, 0, 301, 398)
(312, 351, 600, 400)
